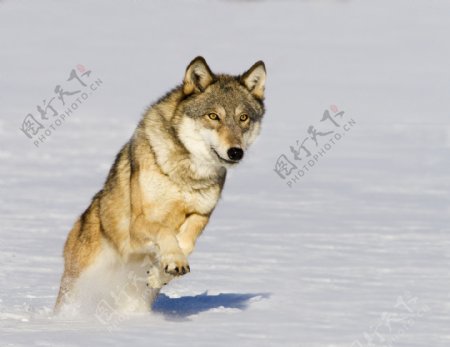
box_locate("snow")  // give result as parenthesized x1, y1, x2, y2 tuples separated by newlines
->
(1, 0, 449, 346)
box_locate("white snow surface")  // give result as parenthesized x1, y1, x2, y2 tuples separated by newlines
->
(1, 0, 449, 346)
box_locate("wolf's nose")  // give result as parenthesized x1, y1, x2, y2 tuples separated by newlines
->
(227, 147, 244, 161)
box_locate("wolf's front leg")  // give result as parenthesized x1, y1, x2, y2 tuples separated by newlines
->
(145, 214, 208, 289)
(177, 213, 209, 256)
(157, 232, 190, 276)
(146, 265, 172, 289)
(146, 233, 189, 289)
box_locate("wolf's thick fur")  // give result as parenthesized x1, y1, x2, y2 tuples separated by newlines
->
(55, 57, 266, 313)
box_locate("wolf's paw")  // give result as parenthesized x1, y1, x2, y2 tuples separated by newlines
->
(146, 267, 168, 289)
(160, 252, 190, 276)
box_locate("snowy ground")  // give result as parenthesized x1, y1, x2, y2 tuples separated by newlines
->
(1, 0, 449, 346)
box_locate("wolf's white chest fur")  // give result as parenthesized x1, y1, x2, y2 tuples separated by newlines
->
(181, 184, 221, 215)
(140, 167, 222, 217)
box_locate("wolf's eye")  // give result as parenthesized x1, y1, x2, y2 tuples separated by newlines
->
(240, 114, 249, 122)
(208, 113, 220, 121)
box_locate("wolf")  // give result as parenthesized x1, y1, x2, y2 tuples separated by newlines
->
(55, 56, 266, 314)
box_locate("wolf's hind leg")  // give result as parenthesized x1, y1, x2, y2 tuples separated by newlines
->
(54, 273, 74, 313)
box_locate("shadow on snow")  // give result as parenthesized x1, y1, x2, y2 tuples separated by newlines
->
(152, 291, 270, 319)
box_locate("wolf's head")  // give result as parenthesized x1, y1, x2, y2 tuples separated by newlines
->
(174, 57, 266, 169)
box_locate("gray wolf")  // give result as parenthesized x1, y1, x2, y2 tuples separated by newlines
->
(55, 56, 266, 313)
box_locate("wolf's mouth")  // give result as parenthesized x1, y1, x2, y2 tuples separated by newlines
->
(211, 148, 238, 165)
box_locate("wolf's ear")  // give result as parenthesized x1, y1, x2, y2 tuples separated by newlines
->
(241, 61, 266, 100)
(183, 56, 215, 95)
